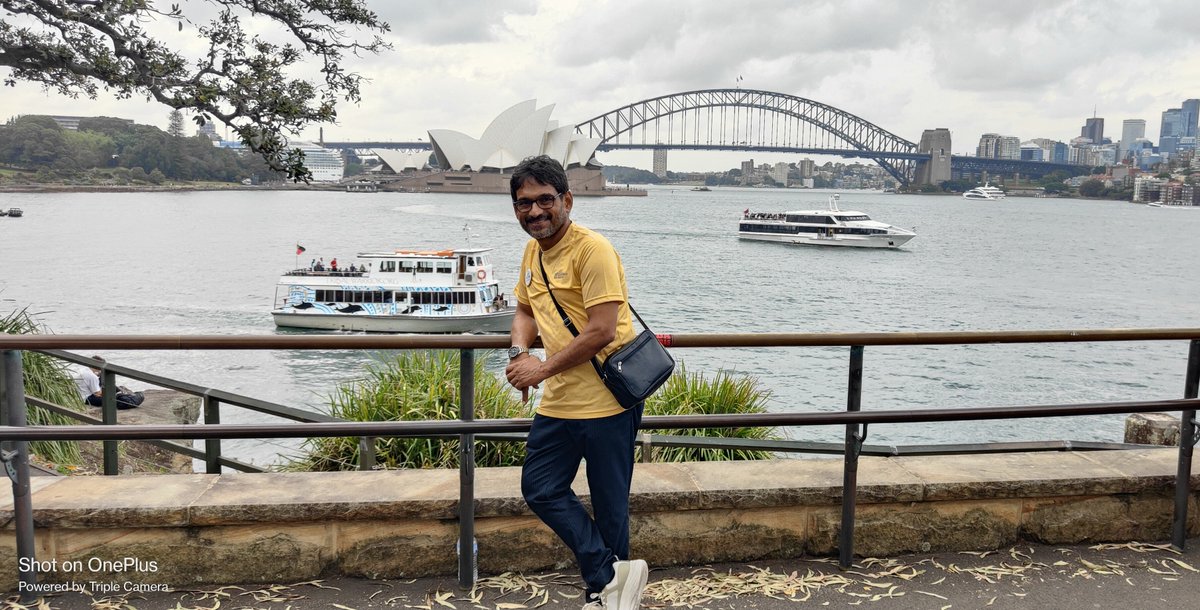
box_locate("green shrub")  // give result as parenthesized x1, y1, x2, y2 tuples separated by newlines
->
(643, 366, 777, 462)
(289, 353, 778, 471)
(0, 308, 84, 466)
(286, 350, 531, 471)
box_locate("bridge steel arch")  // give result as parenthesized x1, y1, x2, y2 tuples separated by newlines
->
(575, 88, 919, 185)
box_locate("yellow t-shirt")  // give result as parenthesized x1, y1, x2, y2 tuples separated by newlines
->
(514, 223, 636, 419)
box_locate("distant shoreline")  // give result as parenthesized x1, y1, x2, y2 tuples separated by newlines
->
(0, 183, 343, 193)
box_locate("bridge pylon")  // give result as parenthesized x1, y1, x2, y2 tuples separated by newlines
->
(914, 128, 952, 186)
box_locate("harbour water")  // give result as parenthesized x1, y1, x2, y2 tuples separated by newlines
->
(1, 187, 1197, 465)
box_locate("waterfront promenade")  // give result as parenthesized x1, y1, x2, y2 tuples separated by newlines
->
(21, 538, 1200, 609)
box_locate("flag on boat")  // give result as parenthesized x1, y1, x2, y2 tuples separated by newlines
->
(296, 244, 306, 255)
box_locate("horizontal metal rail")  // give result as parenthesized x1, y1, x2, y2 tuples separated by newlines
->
(24, 396, 262, 473)
(2, 328, 1198, 350)
(1, 398, 1196, 442)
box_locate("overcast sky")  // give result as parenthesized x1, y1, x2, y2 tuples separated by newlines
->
(2, 0, 1197, 171)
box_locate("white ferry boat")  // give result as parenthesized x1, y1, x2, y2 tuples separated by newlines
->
(272, 247, 514, 333)
(962, 183, 1006, 200)
(738, 195, 916, 249)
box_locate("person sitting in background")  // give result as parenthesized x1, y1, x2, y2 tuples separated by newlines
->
(72, 356, 105, 406)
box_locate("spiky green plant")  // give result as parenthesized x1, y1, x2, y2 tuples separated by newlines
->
(643, 366, 778, 461)
(289, 353, 778, 471)
(286, 350, 532, 471)
(0, 308, 84, 466)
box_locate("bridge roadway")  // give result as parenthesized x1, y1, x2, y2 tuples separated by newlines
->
(36, 537, 1200, 609)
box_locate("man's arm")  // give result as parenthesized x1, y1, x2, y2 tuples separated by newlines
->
(505, 301, 540, 400)
(505, 300, 619, 393)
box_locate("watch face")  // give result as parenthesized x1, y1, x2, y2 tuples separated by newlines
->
(508, 346, 523, 359)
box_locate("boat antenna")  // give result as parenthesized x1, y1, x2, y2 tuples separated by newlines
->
(828, 193, 841, 212)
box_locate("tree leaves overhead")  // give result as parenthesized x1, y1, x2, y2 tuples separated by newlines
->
(0, 0, 390, 182)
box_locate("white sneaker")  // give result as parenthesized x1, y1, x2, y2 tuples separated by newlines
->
(581, 598, 604, 610)
(602, 559, 648, 610)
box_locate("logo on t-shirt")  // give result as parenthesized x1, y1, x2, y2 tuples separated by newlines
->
(524, 268, 532, 286)
(554, 270, 567, 280)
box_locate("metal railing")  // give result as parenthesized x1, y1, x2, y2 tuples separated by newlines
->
(1, 328, 1198, 601)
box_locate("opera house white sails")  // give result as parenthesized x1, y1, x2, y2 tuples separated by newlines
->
(428, 100, 602, 172)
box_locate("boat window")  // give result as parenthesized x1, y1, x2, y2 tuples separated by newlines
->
(313, 289, 395, 303)
(416, 261, 434, 273)
(398, 261, 414, 272)
(393, 292, 407, 302)
(380, 261, 396, 273)
(436, 262, 453, 274)
(467, 257, 475, 266)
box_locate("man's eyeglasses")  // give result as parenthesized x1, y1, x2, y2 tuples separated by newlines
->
(512, 192, 562, 213)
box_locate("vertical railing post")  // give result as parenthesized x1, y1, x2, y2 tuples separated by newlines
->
(2, 350, 38, 601)
(204, 392, 222, 474)
(457, 348, 477, 589)
(1172, 339, 1200, 549)
(101, 366, 119, 475)
(839, 345, 865, 568)
(358, 437, 377, 471)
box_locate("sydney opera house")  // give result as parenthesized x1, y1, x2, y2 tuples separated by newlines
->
(375, 100, 641, 196)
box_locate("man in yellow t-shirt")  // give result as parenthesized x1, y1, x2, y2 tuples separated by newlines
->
(504, 156, 648, 610)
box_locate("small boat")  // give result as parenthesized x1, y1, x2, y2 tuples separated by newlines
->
(691, 186, 711, 191)
(5, 208, 23, 217)
(739, 194, 916, 249)
(962, 183, 1006, 200)
(1146, 202, 1163, 207)
(272, 247, 515, 333)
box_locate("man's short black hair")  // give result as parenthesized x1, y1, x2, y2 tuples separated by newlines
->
(509, 155, 569, 201)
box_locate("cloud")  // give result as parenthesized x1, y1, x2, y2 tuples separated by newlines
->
(371, 1, 538, 44)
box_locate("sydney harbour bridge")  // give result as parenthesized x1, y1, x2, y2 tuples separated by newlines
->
(322, 89, 1088, 187)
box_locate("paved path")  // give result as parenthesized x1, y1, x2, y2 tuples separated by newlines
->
(9, 538, 1200, 609)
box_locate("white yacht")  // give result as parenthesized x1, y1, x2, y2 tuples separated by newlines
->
(738, 194, 916, 249)
(962, 183, 1006, 200)
(272, 247, 515, 333)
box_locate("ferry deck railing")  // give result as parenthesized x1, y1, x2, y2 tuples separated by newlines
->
(1, 329, 1198, 599)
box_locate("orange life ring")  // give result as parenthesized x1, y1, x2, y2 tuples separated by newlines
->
(476, 269, 487, 280)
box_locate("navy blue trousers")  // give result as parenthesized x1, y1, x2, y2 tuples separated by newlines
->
(521, 404, 643, 595)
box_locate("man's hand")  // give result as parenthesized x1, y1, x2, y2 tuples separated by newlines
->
(505, 354, 543, 402)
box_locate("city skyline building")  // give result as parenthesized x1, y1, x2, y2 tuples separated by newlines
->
(1160, 107, 1183, 154)
(1119, 119, 1146, 161)
(1081, 116, 1104, 146)
(652, 149, 667, 178)
(1182, 99, 1200, 138)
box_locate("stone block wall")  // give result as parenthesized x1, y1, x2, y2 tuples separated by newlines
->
(1, 448, 1198, 590)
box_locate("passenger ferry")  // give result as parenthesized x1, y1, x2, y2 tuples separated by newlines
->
(738, 194, 916, 249)
(962, 183, 1006, 200)
(272, 247, 514, 333)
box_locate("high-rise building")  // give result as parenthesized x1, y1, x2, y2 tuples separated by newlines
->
(977, 133, 1002, 158)
(652, 149, 667, 179)
(999, 136, 1021, 160)
(740, 159, 755, 185)
(1161, 108, 1183, 154)
(1080, 117, 1104, 145)
(797, 158, 815, 178)
(1119, 119, 1146, 161)
(771, 162, 789, 186)
(1182, 99, 1200, 138)
(1019, 142, 1044, 161)
(976, 133, 1020, 159)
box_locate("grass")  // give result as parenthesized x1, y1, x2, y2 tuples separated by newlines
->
(643, 366, 777, 462)
(289, 353, 777, 471)
(0, 308, 84, 467)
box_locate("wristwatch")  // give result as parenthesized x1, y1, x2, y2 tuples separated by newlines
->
(507, 346, 529, 360)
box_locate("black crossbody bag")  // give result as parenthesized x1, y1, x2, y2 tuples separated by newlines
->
(537, 252, 675, 409)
